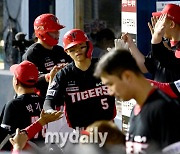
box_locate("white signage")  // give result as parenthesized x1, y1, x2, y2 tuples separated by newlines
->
(121, 12, 137, 34)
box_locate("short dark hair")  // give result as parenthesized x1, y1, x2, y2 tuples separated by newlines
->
(95, 28, 115, 41)
(94, 48, 142, 78)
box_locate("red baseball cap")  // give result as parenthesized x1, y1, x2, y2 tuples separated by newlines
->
(152, 4, 180, 24)
(10, 61, 38, 86)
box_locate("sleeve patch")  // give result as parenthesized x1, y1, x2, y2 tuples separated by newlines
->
(174, 80, 180, 93)
(46, 90, 56, 96)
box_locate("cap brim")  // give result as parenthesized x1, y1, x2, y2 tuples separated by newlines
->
(152, 12, 162, 17)
(10, 64, 19, 74)
(175, 51, 180, 58)
(48, 25, 65, 32)
(57, 24, 65, 30)
(59, 25, 65, 29)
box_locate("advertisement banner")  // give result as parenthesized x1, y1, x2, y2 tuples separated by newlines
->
(122, 0, 136, 12)
(121, 0, 137, 34)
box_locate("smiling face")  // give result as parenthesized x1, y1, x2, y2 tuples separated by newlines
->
(100, 72, 133, 101)
(66, 42, 87, 62)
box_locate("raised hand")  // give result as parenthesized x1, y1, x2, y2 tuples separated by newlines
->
(114, 39, 129, 50)
(148, 16, 159, 35)
(154, 14, 167, 36)
(121, 33, 134, 48)
(151, 14, 168, 44)
(49, 63, 68, 83)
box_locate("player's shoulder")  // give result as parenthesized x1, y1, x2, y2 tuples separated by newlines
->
(26, 43, 41, 53)
(23, 43, 42, 59)
(52, 45, 71, 59)
(53, 45, 64, 51)
(55, 62, 74, 78)
(147, 89, 179, 108)
(5, 97, 24, 109)
(14, 93, 43, 103)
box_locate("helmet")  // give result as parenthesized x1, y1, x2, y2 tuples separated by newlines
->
(34, 13, 65, 46)
(63, 29, 93, 58)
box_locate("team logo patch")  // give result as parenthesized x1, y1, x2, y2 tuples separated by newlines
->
(45, 61, 54, 67)
(174, 80, 180, 93)
(47, 90, 56, 96)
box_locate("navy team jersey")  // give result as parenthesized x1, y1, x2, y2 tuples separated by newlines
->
(1, 93, 46, 146)
(23, 43, 72, 97)
(44, 59, 116, 128)
(126, 89, 180, 153)
(23, 43, 72, 74)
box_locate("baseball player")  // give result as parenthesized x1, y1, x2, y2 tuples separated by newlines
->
(1, 61, 61, 150)
(94, 49, 180, 153)
(23, 13, 72, 98)
(43, 29, 116, 129)
(0, 109, 62, 151)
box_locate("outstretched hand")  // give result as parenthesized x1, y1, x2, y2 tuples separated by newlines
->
(38, 109, 64, 126)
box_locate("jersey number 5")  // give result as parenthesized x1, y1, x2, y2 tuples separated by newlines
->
(101, 98, 109, 110)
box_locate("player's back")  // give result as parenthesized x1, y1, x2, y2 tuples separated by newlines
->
(1, 93, 45, 148)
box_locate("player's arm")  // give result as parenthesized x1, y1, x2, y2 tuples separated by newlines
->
(43, 70, 65, 112)
(24, 110, 63, 139)
(121, 33, 148, 73)
(147, 79, 178, 98)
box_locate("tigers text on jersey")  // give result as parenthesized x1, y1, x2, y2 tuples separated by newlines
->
(45, 59, 116, 128)
(126, 89, 180, 154)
